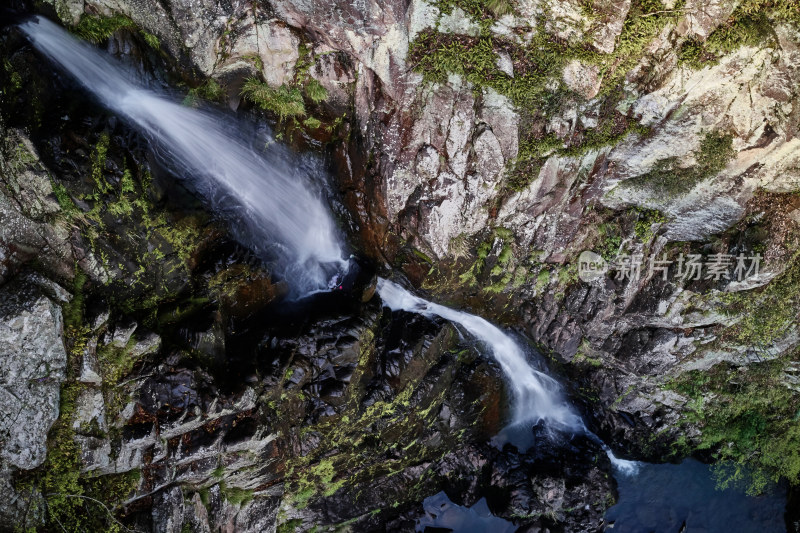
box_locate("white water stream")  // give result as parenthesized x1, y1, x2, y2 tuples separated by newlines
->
(377, 278, 639, 475)
(21, 15, 637, 475)
(21, 16, 348, 295)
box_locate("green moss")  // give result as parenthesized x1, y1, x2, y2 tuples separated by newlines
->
(52, 181, 80, 218)
(408, 33, 515, 92)
(90, 133, 111, 196)
(79, 134, 203, 284)
(74, 14, 137, 44)
(22, 319, 141, 531)
(596, 0, 685, 89)
(670, 357, 800, 494)
(242, 54, 264, 71)
(62, 270, 88, 330)
(412, 248, 434, 264)
(83, 470, 141, 513)
(628, 130, 734, 197)
(410, 0, 683, 104)
(220, 483, 253, 507)
(720, 250, 800, 348)
(74, 13, 161, 52)
(304, 78, 329, 104)
(140, 31, 160, 50)
(632, 207, 667, 242)
(2, 59, 22, 94)
(597, 224, 623, 261)
(241, 79, 306, 121)
(408, 19, 657, 193)
(183, 79, 225, 106)
(696, 130, 736, 171)
(96, 336, 141, 384)
(278, 322, 472, 515)
(678, 0, 797, 69)
(41, 377, 85, 529)
(303, 116, 322, 129)
(276, 519, 303, 533)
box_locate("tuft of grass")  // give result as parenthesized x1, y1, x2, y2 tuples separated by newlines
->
(220, 483, 253, 507)
(74, 14, 137, 43)
(240, 79, 306, 121)
(304, 78, 328, 104)
(303, 116, 322, 129)
(140, 31, 160, 50)
(242, 54, 264, 71)
(183, 79, 225, 107)
(52, 181, 80, 218)
(90, 133, 111, 196)
(74, 13, 162, 51)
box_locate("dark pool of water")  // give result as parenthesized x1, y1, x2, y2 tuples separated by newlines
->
(605, 459, 787, 533)
(416, 492, 516, 533)
(416, 459, 788, 532)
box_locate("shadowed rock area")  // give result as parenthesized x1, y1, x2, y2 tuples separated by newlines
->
(1, 0, 800, 531)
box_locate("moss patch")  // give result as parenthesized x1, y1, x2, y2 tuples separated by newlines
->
(670, 356, 800, 494)
(17, 301, 140, 531)
(74, 13, 161, 51)
(625, 130, 735, 197)
(678, 0, 799, 69)
(241, 80, 307, 121)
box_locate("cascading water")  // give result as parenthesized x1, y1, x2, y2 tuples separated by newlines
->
(20, 16, 348, 295)
(376, 278, 639, 475)
(22, 13, 636, 475)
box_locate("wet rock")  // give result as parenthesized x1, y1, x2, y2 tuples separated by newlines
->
(0, 273, 68, 525)
(417, 492, 516, 532)
(152, 485, 185, 533)
(0, 273, 67, 470)
(309, 47, 356, 114)
(78, 337, 103, 385)
(105, 319, 138, 348)
(10, 0, 800, 529)
(0, 129, 60, 220)
(677, 0, 737, 40)
(226, 18, 299, 87)
(439, 7, 482, 37)
(0, 124, 74, 286)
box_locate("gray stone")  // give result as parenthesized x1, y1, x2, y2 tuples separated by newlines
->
(0, 275, 67, 470)
(152, 486, 185, 533)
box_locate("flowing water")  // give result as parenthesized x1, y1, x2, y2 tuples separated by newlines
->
(375, 278, 638, 474)
(20, 16, 790, 532)
(20, 16, 348, 295)
(376, 279, 790, 532)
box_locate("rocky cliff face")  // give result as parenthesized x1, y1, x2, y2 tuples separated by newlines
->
(2, 0, 800, 530)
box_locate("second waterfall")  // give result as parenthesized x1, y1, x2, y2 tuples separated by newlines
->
(377, 278, 639, 474)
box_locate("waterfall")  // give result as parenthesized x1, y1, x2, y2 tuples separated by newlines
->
(20, 16, 348, 295)
(21, 15, 638, 475)
(376, 278, 639, 475)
